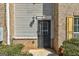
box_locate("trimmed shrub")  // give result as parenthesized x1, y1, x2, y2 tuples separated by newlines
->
(62, 39, 79, 56)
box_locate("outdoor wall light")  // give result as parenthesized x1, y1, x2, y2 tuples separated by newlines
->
(36, 16, 45, 20)
(32, 16, 51, 20)
(32, 16, 37, 20)
(32, 16, 45, 20)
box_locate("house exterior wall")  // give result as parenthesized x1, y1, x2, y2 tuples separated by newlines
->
(5, 3, 79, 52)
(10, 3, 79, 52)
(3, 3, 79, 52)
(13, 3, 43, 49)
(14, 3, 43, 38)
(0, 4, 7, 44)
(58, 3, 79, 48)
(52, 3, 59, 52)
(14, 3, 54, 39)
(0, 3, 58, 52)
(10, 3, 54, 49)
(10, 3, 15, 43)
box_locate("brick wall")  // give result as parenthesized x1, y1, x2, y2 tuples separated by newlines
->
(58, 3, 79, 48)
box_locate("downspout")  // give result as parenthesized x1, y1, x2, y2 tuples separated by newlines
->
(6, 3, 10, 45)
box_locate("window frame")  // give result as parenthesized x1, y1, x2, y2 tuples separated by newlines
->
(73, 16, 79, 38)
(74, 16, 79, 33)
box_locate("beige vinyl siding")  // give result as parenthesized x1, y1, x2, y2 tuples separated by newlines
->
(14, 3, 43, 38)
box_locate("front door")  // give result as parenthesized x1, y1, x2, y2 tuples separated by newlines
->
(38, 20, 51, 48)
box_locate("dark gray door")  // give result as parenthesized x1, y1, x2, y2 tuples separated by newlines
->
(38, 20, 51, 48)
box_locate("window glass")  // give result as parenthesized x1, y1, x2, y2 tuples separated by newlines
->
(74, 25, 77, 32)
(78, 19, 79, 24)
(74, 18, 78, 24)
(78, 26, 79, 32)
(74, 16, 79, 38)
(74, 16, 79, 32)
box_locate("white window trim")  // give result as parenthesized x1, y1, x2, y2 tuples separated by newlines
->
(73, 32, 79, 33)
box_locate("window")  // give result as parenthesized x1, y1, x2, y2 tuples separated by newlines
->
(74, 16, 79, 32)
(74, 16, 79, 38)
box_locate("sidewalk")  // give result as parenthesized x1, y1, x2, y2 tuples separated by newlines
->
(29, 49, 58, 56)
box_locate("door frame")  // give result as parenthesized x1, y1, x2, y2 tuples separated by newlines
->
(37, 20, 51, 48)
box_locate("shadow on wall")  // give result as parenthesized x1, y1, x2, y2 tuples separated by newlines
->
(29, 19, 35, 27)
(43, 3, 53, 16)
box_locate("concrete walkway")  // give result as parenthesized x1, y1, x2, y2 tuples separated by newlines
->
(29, 49, 58, 56)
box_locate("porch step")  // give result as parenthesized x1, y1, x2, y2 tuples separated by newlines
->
(29, 49, 58, 56)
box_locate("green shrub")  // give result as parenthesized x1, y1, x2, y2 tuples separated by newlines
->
(12, 44, 24, 49)
(62, 39, 79, 56)
(0, 44, 33, 56)
(21, 51, 33, 56)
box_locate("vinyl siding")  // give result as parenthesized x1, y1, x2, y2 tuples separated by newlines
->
(14, 3, 54, 39)
(14, 3, 43, 37)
